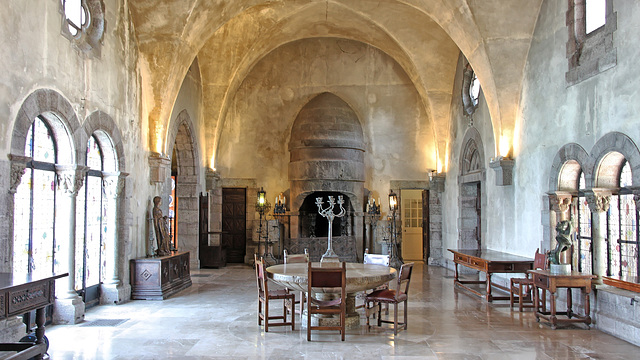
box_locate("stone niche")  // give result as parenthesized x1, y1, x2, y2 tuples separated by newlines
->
(287, 92, 365, 261)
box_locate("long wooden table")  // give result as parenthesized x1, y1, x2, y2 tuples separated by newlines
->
(448, 249, 533, 302)
(530, 269, 595, 329)
(0, 272, 68, 360)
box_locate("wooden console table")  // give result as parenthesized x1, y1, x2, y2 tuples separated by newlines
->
(0, 272, 68, 360)
(130, 252, 192, 300)
(448, 249, 533, 302)
(529, 269, 595, 329)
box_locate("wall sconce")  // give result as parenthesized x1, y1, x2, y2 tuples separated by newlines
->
(274, 192, 286, 215)
(257, 187, 267, 210)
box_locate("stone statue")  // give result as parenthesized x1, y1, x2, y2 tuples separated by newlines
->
(550, 219, 573, 265)
(153, 196, 171, 256)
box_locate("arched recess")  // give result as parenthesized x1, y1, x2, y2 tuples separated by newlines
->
(458, 127, 485, 250)
(548, 143, 591, 192)
(166, 110, 201, 266)
(590, 132, 640, 189)
(11, 89, 81, 164)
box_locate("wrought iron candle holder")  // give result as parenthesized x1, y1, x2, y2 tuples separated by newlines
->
(316, 195, 346, 262)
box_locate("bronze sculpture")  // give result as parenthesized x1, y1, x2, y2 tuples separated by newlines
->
(550, 220, 573, 265)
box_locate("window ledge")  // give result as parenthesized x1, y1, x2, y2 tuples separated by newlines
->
(602, 275, 640, 293)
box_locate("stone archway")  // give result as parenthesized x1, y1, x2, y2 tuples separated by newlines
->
(167, 110, 200, 267)
(458, 127, 486, 250)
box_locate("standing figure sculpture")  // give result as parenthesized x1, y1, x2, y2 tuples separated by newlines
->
(550, 219, 574, 265)
(153, 196, 171, 256)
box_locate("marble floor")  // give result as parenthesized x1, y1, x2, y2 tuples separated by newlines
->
(40, 263, 639, 359)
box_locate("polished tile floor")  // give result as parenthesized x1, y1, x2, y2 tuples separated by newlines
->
(42, 263, 639, 359)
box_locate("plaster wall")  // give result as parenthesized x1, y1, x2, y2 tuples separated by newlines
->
(513, 0, 640, 256)
(216, 37, 436, 214)
(0, 1, 152, 275)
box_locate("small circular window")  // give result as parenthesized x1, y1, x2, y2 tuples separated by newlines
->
(462, 64, 481, 116)
(60, 0, 104, 58)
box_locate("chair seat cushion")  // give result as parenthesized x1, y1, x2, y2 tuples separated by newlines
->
(366, 289, 406, 303)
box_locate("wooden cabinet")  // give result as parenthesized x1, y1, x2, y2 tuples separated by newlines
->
(130, 252, 192, 300)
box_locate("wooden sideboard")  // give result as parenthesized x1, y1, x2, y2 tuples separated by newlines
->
(0, 272, 68, 360)
(130, 252, 192, 300)
(448, 249, 534, 301)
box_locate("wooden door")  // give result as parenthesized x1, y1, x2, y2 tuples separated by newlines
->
(222, 188, 246, 263)
(401, 189, 423, 261)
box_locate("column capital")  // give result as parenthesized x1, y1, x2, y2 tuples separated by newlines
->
(55, 164, 89, 197)
(102, 171, 127, 200)
(7, 154, 31, 194)
(148, 153, 171, 184)
(489, 156, 514, 186)
(428, 173, 446, 193)
(205, 168, 221, 191)
(548, 191, 573, 213)
(585, 188, 612, 213)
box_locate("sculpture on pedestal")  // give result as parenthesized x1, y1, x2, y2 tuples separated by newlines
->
(549, 219, 574, 274)
(316, 195, 346, 262)
(153, 196, 172, 256)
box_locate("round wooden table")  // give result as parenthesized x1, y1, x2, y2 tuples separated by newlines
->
(266, 262, 396, 329)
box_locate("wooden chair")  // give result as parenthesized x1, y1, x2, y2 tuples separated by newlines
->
(283, 249, 309, 318)
(307, 262, 347, 341)
(255, 254, 295, 331)
(365, 262, 414, 335)
(356, 249, 391, 311)
(510, 249, 548, 312)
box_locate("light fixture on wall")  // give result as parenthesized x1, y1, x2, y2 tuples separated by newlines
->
(388, 190, 403, 269)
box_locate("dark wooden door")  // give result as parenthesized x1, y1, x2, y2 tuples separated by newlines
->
(222, 188, 246, 263)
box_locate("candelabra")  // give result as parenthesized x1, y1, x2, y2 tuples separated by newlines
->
(316, 195, 346, 262)
(256, 188, 277, 266)
(388, 190, 403, 269)
(365, 197, 381, 252)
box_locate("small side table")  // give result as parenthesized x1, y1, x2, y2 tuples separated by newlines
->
(529, 269, 595, 329)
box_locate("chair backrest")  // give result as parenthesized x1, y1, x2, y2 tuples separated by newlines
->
(533, 249, 548, 270)
(363, 252, 390, 267)
(284, 248, 309, 264)
(307, 262, 346, 297)
(254, 254, 268, 295)
(396, 262, 414, 298)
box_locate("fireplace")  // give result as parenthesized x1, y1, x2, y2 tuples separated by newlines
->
(286, 92, 366, 261)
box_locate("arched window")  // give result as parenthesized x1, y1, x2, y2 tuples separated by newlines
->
(607, 161, 638, 277)
(13, 117, 59, 276)
(75, 135, 107, 305)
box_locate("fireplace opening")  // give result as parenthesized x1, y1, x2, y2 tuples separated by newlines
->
(299, 191, 352, 238)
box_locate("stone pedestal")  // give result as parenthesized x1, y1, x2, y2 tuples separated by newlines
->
(53, 297, 85, 325)
(100, 283, 131, 305)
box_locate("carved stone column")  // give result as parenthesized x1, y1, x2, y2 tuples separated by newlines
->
(100, 171, 129, 304)
(548, 191, 572, 263)
(53, 164, 88, 324)
(586, 188, 612, 283)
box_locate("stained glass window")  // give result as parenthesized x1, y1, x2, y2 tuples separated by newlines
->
(608, 161, 638, 277)
(77, 135, 106, 295)
(576, 172, 592, 274)
(13, 117, 58, 277)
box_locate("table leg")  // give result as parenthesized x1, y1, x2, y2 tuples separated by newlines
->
(454, 262, 459, 282)
(550, 291, 557, 330)
(584, 288, 592, 326)
(34, 307, 45, 360)
(534, 284, 541, 322)
(566, 288, 573, 319)
(486, 273, 493, 302)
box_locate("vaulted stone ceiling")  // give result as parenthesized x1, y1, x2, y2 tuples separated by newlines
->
(128, 0, 543, 167)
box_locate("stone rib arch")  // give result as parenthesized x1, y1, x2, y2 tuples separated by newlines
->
(11, 88, 81, 164)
